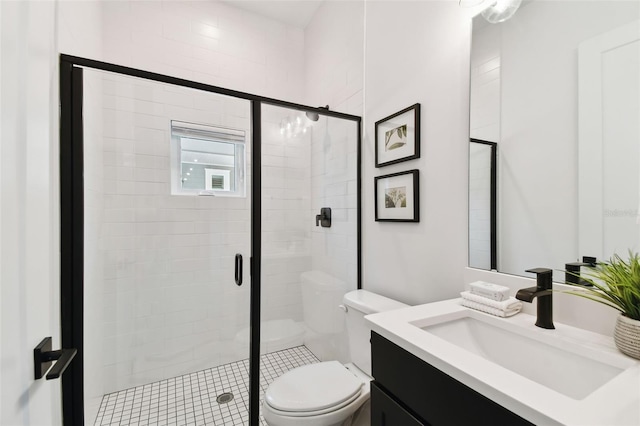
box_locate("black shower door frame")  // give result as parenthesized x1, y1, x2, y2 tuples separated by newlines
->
(59, 54, 362, 426)
(469, 138, 497, 270)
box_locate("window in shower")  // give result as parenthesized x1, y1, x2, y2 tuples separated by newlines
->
(170, 120, 246, 196)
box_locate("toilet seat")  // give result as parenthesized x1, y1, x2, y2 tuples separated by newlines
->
(265, 361, 364, 416)
(264, 391, 362, 417)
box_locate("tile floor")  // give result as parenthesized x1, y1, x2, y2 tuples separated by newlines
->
(94, 346, 320, 426)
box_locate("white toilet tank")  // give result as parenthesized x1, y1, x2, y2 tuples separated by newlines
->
(301, 270, 347, 334)
(343, 290, 408, 376)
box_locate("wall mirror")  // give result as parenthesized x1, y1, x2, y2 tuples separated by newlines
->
(468, 1, 640, 281)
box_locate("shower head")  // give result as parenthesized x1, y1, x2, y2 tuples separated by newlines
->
(305, 105, 329, 122)
(305, 111, 319, 122)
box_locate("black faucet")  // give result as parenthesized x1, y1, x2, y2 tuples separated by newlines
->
(516, 268, 554, 329)
(565, 262, 591, 286)
(565, 256, 597, 286)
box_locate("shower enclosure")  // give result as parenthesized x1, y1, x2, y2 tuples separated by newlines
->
(59, 56, 360, 426)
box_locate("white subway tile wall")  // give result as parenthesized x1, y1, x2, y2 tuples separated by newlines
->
(86, 70, 254, 397)
(260, 104, 312, 324)
(310, 118, 358, 291)
(58, 1, 365, 423)
(99, 1, 304, 104)
(304, 1, 364, 116)
(302, 1, 363, 363)
(87, 75, 330, 401)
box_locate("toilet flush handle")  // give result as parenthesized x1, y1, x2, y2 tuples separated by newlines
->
(338, 304, 348, 312)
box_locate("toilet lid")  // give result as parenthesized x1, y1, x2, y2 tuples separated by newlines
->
(265, 361, 363, 413)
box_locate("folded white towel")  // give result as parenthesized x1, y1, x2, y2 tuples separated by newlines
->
(469, 281, 510, 301)
(460, 291, 522, 318)
(460, 299, 521, 317)
(461, 291, 520, 309)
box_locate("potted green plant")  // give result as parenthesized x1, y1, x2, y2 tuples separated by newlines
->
(565, 251, 640, 359)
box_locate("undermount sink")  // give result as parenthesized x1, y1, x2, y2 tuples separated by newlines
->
(417, 314, 627, 400)
(366, 298, 640, 425)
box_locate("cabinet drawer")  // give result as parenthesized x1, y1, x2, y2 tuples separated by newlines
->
(371, 381, 426, 426)
(371, 332, 533, 426)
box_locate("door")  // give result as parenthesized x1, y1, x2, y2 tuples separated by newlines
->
(258, 102, 361, 379)
(578, 20, 640, 259)
(61, 62, 254, 425)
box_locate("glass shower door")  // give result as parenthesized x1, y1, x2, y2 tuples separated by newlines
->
(81, 67, 253, 425)
(257, 103, 360, 420)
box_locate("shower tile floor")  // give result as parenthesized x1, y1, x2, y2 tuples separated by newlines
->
(94, 346, 320, 426)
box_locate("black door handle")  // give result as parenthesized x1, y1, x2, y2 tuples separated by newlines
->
(235, 254, 243, 286)
(34, 337, 77, 380)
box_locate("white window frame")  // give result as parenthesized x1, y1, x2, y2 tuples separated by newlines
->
(170, 120, 246, 197)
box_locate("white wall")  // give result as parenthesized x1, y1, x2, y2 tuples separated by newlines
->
(98, 1, 304, 103)
(363, 1, 472, 305)
(0, 1, 61, 424)
(304, 0, 364, 116)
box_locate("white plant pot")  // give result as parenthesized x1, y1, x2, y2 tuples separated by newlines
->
(614, 314, 640, 360)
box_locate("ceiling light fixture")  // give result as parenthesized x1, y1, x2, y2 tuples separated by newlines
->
(481, 0, 522, 23)
(459, 0, 522, 24)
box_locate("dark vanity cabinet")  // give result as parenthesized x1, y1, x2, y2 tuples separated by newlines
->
(370, 332, 534, 426)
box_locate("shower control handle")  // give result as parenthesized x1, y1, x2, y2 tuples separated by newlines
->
(315, 207, 332, 228)
(235, 254, 243, 286)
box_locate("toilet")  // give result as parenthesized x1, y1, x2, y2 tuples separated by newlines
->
(262, 287, 408, 426)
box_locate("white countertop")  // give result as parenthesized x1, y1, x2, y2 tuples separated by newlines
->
(365, 298, 640, 426)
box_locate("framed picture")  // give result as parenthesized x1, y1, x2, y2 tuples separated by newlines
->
(375, 169, 419, 222)
(375, 103, 420, 167)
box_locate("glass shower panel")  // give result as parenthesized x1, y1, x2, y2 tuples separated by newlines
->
(82, 68, 252, 424)
(259, 103, 359, 384)
(469, 141, 494, 270)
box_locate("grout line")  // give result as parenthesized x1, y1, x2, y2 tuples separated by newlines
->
(94, 345, 318, 426)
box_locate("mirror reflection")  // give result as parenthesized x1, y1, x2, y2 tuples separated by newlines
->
(469, 1, 640, 281)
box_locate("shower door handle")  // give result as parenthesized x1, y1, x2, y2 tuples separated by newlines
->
(235, 254, 243, 286)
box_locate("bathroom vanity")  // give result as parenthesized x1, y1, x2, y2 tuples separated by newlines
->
(366, 300, 640, 426)
(371, 332, 531, 425)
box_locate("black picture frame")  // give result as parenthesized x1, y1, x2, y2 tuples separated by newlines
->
(375, 169, 419, 222)
(375, 103, 420, 167)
